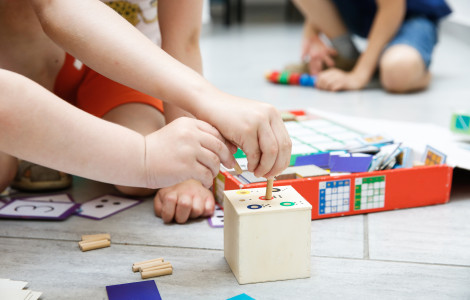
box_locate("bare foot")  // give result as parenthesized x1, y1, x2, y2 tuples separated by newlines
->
(154, 179, 215, 224)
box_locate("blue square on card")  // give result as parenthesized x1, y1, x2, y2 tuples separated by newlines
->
(106, 280, 161, 300)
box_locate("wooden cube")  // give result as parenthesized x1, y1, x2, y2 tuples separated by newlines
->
(224, 186, 312, 284)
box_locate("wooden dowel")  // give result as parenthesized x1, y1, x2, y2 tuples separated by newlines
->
(134, 260, 167, 272)
(81, 233, 111, 242)
(233, 161, 243, 175)
(132, 258, 164, 272)
(265, 178, 274, 200)
(78, 239, 110, 252)
(141, 262, 172, 273)
(141, 267, 173, 279)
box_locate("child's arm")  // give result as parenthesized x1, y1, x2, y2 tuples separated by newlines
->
(0, 69, 232, 189)
(316, 0, 406, 91)
(158, 0, 202, 122)
(29, 0, 291, 178)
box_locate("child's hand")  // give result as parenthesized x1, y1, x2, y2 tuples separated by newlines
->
(316, 68, 368, 91)
(154, 179, 214, 224)
(144, 117, 236, 189)
(302, 33, 337, 75)
(201, 94, 292, 179)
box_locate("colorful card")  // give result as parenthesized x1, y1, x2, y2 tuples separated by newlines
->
(423, 145, 447, 166)
(208, 205, 224, 228)
(77, 194, 141, 220)
(0, 199, 79, 220)
(106, 280, 161, 300)
(227, 293, 256, 300)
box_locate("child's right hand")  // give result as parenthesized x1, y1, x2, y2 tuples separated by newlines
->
(302, 33, 337, 75)
(144, 117, 236, 189)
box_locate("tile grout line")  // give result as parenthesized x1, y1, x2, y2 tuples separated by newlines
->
(364, 214, 370, 260)
(2, 235, 470, 269)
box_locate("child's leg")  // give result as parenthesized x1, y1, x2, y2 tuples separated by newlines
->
(293, 0, 360, 64)
(102, 103, 164, 196)
(103, 103, 215, 223)
(379, 16, 437, 93)
(380, 45, 431, 93)
(0, 152, 17, 192)
(293, 0, 347, 39)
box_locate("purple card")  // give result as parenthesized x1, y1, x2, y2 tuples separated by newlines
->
(208, 205, 224, 228)
(0, 199, 79, 220)
(77, 194, 141, 220)
(329, 153, 373, 173)
(106, 280, 161, 300)
(295, 152, 330, 168)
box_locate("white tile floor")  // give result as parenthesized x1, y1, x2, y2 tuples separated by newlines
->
(1, 22, 469, 299)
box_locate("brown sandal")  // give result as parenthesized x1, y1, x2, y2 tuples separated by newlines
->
(11, 160, 72, 191)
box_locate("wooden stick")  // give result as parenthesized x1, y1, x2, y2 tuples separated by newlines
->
(265, 178, 274, 200)
(133, 257, 164, 266)
(141, 267, 173, 279)
(233, 160, 243, 175)
(78, 239, 110, 252)
(134, 260, 167, 272)
(141, 262, 172, 273)
(132, 258, 164, 272)
(81, 233, 111, 242)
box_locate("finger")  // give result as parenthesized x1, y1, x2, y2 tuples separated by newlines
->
(198, 130, 235, 170)
(160, 191, 178, 223)
(153, 191, 163, 217)
(327, 47, 338, 56)
(203, 195, 215, 217)
(174, 194, 192, 224)
(196, 147, 220, 179)
(264, 120, 292, 178)
(239, 123, 261, 173)
(309, 59, 322, 75)
(323, 55, 336, 68)
(253, 121, 278, 178)
(189, 195, 204, 219)
(193, 163, 215, 188)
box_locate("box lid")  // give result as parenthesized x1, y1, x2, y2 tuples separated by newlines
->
(223, 186, 312, 216)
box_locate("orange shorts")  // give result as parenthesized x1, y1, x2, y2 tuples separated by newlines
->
(54, 53, 163, 118)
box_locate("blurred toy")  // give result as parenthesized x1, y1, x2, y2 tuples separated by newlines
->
(451, 112, 470, 135)
(265, 71, 316, 87)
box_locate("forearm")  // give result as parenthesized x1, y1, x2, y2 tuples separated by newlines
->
(0, 69, 147, 188)
(159, 0, 203, 123)
(29, 0, 214, 119)
(352, 0, 405, 81)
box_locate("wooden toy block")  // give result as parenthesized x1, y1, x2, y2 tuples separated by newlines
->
(224, 186, 312, 284)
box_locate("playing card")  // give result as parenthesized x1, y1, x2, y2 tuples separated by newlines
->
(0, 199, 79, 220)
(14, 194, 74, 203)
(77, 194, 141, 220)
(106, 280, 161, 300)
(208, 205, 224, 228)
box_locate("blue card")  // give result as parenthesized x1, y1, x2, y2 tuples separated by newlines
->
(106, 280, 161, 300)
(227, 293, 256, 300)
(294, 152, 330, 168)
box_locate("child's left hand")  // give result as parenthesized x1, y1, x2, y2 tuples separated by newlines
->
(316, 68, 369, 92)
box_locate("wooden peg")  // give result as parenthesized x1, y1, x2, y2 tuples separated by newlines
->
(265, 178, 274, 200)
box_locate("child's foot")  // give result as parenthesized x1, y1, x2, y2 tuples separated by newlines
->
(154, 179, 215, 224)
(11, 160, 72, 191)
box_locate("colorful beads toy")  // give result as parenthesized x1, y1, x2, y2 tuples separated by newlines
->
(266, 70, 316, 87)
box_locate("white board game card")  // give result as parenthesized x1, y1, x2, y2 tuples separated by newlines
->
(77, 194, 141, 220)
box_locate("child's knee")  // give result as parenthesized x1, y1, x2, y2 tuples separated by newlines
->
(114, 185, 155, 197)
(379, 45, 426, 93)
(0, 154, 17, 192)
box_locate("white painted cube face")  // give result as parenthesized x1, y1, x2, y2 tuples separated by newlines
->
(224, 186, 312, 284)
